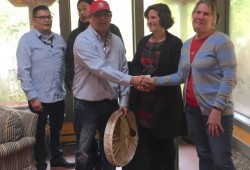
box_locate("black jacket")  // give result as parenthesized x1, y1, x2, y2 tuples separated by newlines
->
(129, 32, 187, 138)
(64, 21, 123, 90)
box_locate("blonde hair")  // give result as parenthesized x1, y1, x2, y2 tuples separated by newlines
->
(192, 0, 217, 28)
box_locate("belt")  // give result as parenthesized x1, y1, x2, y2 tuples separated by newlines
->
(74, 97, 118, 104)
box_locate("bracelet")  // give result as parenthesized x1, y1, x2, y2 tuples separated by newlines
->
(212, 106, 222, 112)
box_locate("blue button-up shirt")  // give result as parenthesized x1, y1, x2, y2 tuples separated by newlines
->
(16, 29, 66, 103)
(73, 25, 131, 106)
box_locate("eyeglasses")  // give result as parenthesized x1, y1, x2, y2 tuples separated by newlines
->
(34, 15, 53, 20)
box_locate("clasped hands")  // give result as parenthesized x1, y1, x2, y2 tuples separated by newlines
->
(130, 75, 155, 91)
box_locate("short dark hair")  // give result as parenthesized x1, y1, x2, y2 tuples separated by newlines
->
(77, 0, 93, 6)
(144, 3, 174, 30)
(33, 5, 50, 17)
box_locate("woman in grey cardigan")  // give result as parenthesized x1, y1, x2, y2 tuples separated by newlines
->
(142, 1, 237, 170)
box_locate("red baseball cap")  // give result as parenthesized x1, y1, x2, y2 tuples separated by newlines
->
(89, 0, 111, 15)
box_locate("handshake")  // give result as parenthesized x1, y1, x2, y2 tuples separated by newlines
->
(130, 75, 155, 91)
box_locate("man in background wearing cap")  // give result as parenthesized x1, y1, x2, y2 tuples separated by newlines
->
(72, 0, 142, 170)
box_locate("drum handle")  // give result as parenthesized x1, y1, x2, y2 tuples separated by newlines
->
(122, 113, 136, 137)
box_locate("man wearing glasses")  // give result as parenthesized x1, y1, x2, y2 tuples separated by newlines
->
(16, 5, 75, 170)
(73, 0, 142, 170)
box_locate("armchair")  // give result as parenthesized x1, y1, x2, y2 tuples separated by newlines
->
(0, 106, 38, 170)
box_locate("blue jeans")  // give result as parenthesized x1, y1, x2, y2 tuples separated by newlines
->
(74, 98, 119, 170)
(185, 105, 236, 170)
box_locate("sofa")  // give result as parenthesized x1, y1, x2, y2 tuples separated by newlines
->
(0, 106, 38, 170)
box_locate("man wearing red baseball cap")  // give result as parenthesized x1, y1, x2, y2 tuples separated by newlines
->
(65, 0, 123, 90)
(65, 1, 126, 170)
(73, 0, 142, 170)
(88, 0, 113, 38)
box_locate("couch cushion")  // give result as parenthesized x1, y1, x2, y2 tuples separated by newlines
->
(0, 107, 23, 144)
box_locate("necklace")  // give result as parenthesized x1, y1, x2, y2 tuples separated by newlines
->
(102, 39, 109, 55)
(148, 44, 158, 68)
(103, 40, 108, 52)
(142, 42, 162, 74)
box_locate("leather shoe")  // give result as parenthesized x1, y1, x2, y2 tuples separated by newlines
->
(50, 159, 75, 168)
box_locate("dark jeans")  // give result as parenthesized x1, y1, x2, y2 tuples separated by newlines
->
(29, 100, 65, 169)
(74, 98, 119, 170)
(185, 105, 236, 170)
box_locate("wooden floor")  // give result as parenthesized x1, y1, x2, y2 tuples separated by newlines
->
(31, 142, 199, 170)
(32, 140, 250, 170)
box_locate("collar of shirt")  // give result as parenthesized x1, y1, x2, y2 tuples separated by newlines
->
(88, 25, 112, 55)
(33, 28, 54, 41)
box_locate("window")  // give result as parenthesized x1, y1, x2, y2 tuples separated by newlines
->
(230, 0, 250, 118)
(0, 0, 60, 107)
